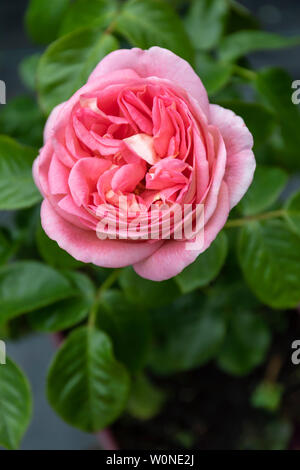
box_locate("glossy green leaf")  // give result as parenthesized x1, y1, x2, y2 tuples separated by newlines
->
(185, 0, 228, 50)
(0, 261, 75, 324)
(238, 219, 300, 308)
(37, 28, 119, 114)
(115, 0, 193, 63)
(36, 224, 82, 269)
(215, 100, 275, 150)
(19, 54, 41, 92)
(29, 271, 95, 332)
(0, 357, 32, 449)
(207, 279, 260, 315)
(47, 327, 130, 432)
(150, 293, 225, 374)
(0, 136, 41, 210)
(212, 79, 243, 101)
(175, 231, 228, 294)
(195, 52, 233, 95)
(285, 189, 300, 236)
(219, 31, 300, 62)
(239, 165, 288, 216)
(120, 266, 179, 309)
(217, 311, 271, 376)
(60, 0, 119, 36)
(255, 68, 300, 169)
(25, 0, 70, 45)
(0, 97, 45, 147)
(0, 229, 17, 265)
(127, 373, 165, 420)
(96, 289, 151, 372)
(14, 205, 41, 261)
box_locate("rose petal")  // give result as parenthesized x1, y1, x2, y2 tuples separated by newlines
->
(68, 157, 112, 206)
(123, 133, 159, 165)
(48, 154, 70, 195)
(88, 47, 209, 118)
(133, 181, 230, 281)
(111, 163, 145, 192)
(209, 104, 255, 208)
(44, 102, 65, 142)
(41, 199, 163, 267)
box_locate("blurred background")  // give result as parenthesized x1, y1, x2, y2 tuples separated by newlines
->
(2, 0, 300, 101)
(0, 0, 300, 450)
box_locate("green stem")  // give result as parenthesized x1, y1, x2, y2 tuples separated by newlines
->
(233, 64, 257, 81)
(225, 209, 286, 228)
(88, 268, 122, 328)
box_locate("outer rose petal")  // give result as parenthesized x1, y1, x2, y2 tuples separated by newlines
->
(88, 47, 210, 118)
(133, 182, 230, 281)
(44, 102, 66, 142)
(209, 104, 255, 209)
(32, 157, 43, 195)
(41, 200, 163, 268)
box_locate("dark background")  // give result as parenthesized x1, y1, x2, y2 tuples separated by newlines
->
(0, 0, 299, 451)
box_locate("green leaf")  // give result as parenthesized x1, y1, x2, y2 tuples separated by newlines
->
(217, 311, 271, 376)
(207, 279, 260, 314)
(127, 373, 165, 420)
(195, 52, 233, 95)
(47, 326, 130, 432)
(29, 271, 95, 332)
(0, 229, 17, 265)
(37, 28, 119, 115)
(165, 0, 186, 9)
(19, 54, 41, 92)
(215, 101, 275, 150)
(96, 289, 151, 372)
(285, 189, 300, 236)
(0, 136, 41, 210)
(255, 68, 300, 169)
(119, 266, 179, 309)
(150, 293, 226, 374)
(0, 261, 75, 324)
(239, 165, 288, 216)
(14, 206, 41, 260)
(36, 224, 82, 269)
(0, 357, 32, 449)
(0, 97, 45, 147)
(251, 382, 283, 412)
(25, 0, 71, 45)
(212, 79, 243, 101)
(219, 31, 300, 62)
(185, 0, 228, 51)
(115, 0, 193, 63)
(175, 231, 228, 294)
(60, 0, 119, 36)
(238, 219, 300, 308)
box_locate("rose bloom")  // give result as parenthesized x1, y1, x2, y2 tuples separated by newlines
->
(33, 47, 255, 281)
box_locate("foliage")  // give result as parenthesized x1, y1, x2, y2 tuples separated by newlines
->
(0, 0, 299, 450)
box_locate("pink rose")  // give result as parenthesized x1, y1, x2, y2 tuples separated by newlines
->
(33, 47, 255, 281)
